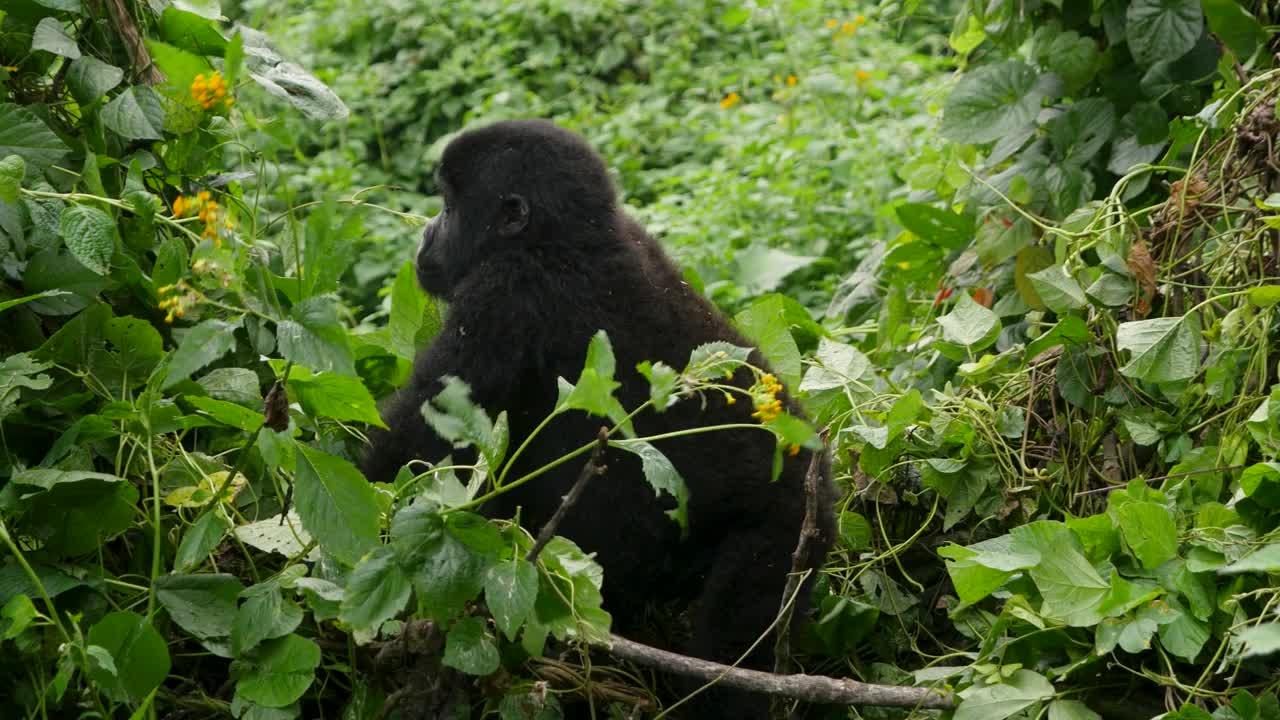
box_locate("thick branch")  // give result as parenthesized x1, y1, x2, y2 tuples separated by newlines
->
(526, 427, 609, 563)
(774, 449, 826, 675)
(604, 634, 954, 710)
(100, 0, 164, 85)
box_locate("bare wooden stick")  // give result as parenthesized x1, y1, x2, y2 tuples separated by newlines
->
(526, 427, 609, 564)
(100, 0, 165, 85)
(773, 449, 826, 676)
(605, 634, 954, 710)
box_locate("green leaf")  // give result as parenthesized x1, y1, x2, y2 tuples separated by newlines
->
(799, 338, 869, 394)
(159, 7, 228, 56)
(484, 559, 539, 641)
(955, 669, 1054, 720)
(101, 87, 166, 141)
(57, 204, 115, 276)
(1025, 315, 1090, 360)
(612, 440, 689, 532)
(155, 574, 242, 640)
(277, 297, 355, 376)
(294, 445, 380, 566)
(32, 0, 84, 12)
(1220, 544, 1280, 574)
(1203, 0, 1265, 59)
(289, 367, 386, 428)
(719, 6, 751, 29)
(0, 154, 23, 202)
(942, 61, 1046, 145)
(735, 295, 802, 389)
(1048, 98, 1115, 164)
(1, 595, 39, 640)
(232, 585, 303, 656)
(1116, 315, 1200, 383)
(32, 17, 81, 59)
(388, 260, 438, 360)
(86, 612, 171, 703)
(838, 512, 872, 551)
(1236, 623, 1280, 659)
(67, 56, 124, 105)
(560, 331, 630, 433)
(683, 342, 753, 382)
(188, 395, 264, 432)
(1158, 599, 1209, 660)
(421, 376, 502, 464)
(443, 616, 500, 676)
(175, 510, 230, 572)
(896, 203, 974, 249)
(1011, 521, 1108, 626)
(1116, 500, 1178, 569)
(1247, 285, 1280, 308)
(1048, 700, 1102, 720)
(1086, 273, 1135, 307)
(234, 634, 321, 708)
(637, 360, 679, 411)
(0, 104, 70, 177)
(733, 244, 817, 294)
(340, 545, 411, 632)
(164, 319, 241, 389)
(1034, 30, 1099, 93)
(1126, 0, 1204, 67)
(392, 504, 488, 622)
(937, 293, 1001, 349)
(1027, 265, 1086, 313)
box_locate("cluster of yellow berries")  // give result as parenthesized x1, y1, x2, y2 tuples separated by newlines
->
(191, 71, 232, 110)
(826, 15, 867, 36)
(156, 280, 197, 324)
(173, 191, 235, 245)
(751, 373, 785, 423)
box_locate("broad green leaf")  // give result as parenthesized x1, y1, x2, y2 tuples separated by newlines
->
(733, 244, 817, 294)
(155, 574, 242, 640)
(2, 595, 39, 640)
(32, 17, 81, 59)
(32, 0, 84, 11)
(233, 512, 312, 558)
(1247, 285, 1280, 308)
(0, 154, 23, 202)
(1126, 0, 1204, 67)
(955, 669, 1054, 720)
(277, 297, 355, 375)
(895, 203, 974, 249)
(67, 56, 124, 105)
(637, 360, 679, 411)
(188, 396, 264, 432)
(86, 612, 171, 703)
(392, 504, 488, 622)
(234, 634, 321, 708)
(1116, 501, 1178, 569)
(838, 511, 872, 551)
(198, 368, 262, 406)
(289, 368, 386, 428)
(232, 585, 303, 656)
(389, 260, 439, 360)
(942, 61, 1045, 145)
(164, 319, 241, 388)
(1158, 600, 1209, 661)
(294, 445, 380, 566)
(1012, 521, 1108, 626)
(484, 559, 539, 641)
(612, 440, 689, 532)
(58, 204, 115, 275)
(1220, 544, 1280, 574)
(340, 546, 411, 632)
(1236, 623, 1280, 659)
(243, 33, 350, 121)
(174, 510, 230, 572)
(937, 293, 1000, 348)
(1048, 700, 1102, 720)
(1116, 316, 1200, 383)
(1086, 273, 1134, 307)
(1240, 462, 1280, 508)
(1034, 30, 1099, 93)
(1047, 98, 1114, 164)
(1025, 315, 1090, 360)
(443, 616, 500, 676)
(1098, 572, 1162, 617)
(0, 104, 69, 177)
(1203, 0, 1265, 59)
(159, 7, 228, 56)
(719, 6, 751, 29)
(1027, 265, 1086, 313)
(560, 331, 630, 433)
(735, 297, 802, 389)
(800, 338, 869, 393)
(101, 87, 166, 141)
(421, 376, 500, 463)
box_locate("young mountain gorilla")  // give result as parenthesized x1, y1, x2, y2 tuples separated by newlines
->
(363, 119, 836, 718)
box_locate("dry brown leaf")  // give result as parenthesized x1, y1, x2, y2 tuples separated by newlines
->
(1127, 240, 1157, 317)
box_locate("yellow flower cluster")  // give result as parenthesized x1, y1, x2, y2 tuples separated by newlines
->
(751, 373, 784, 423)
(825, 14, 867, 36)
(156, 280, 196, 324)
(191, 71, 233, 110)
(855, 69, 872, 84)
(173, 191, 234, 246)
(719, 92, 741, 110)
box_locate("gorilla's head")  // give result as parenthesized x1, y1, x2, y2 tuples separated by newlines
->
(416, 119, 618, 299)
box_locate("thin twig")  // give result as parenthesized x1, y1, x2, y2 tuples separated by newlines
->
(773, 449, 826, 677)
(605, 634, 954, 710)
(527, 426, 609, 564)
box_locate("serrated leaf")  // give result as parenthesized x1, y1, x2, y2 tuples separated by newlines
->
(392, 504, 487, 622)
(174, 510, 230, 571)
(637, 360, 679, 411)
(67, 56, 124, 106)
(289, 368, 386, 428)
(1116, 315, 1200, 383)
(339, 545, 411, 632)
(32, 17, 81, 59)
(443, 616, 499, 676)
(1127, 0, 1203, 67)
(277, 297, 355, 376)
(735, 295, 802, 389)
(58, 204, 115, 276)
(101, 87, 166, 141)
(188, 396, 264, 432)
(164, 319, 241, 388)
(294, 445, 380, 566)
(0, 155, 23, 202)
(484, 559, 538, 641)
(612, 440, 689, 532)
(942, 61, 1046, 145)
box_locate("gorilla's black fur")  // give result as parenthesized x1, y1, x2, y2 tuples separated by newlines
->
(363, 119, 836, 718)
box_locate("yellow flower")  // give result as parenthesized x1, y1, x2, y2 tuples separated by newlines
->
(788, 444, 800, 457)
(191, 71, 231, 110)
(840, 21, 856, 35)
(855, 69, 872, 83)
(172, 195, 187, 217)
(855, 14, 867, 25)
(719, 92, 741, 109)
(725, 393, 736, 406)
(786, 74, 797, 87)
(825, 18, 838, 29)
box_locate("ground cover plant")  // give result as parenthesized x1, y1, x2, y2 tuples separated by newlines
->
(0, 0, 1278, 719)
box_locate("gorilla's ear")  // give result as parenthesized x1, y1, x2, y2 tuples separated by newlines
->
(497, 194, 530, 238)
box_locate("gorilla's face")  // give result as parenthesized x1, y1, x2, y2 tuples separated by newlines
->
(416, 170, 530, 301)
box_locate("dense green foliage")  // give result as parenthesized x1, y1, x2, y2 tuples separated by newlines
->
(1, 0, 1279, 719)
